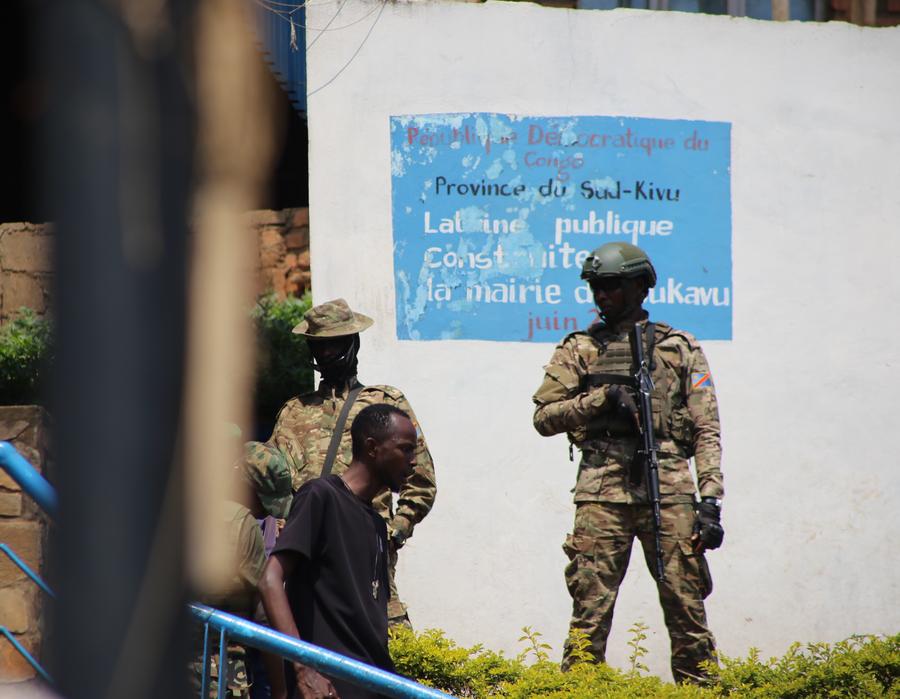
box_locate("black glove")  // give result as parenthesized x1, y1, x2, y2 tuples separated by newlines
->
(692, 497, 724, 553)
(604, 385, 639, 431)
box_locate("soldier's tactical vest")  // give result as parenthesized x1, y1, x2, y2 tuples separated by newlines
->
(580, 321, 677, 445)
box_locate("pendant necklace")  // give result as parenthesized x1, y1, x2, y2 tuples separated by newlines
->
(338, 476, 382, 600)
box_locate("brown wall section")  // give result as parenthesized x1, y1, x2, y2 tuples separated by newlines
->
(0, 208, 310, 324)
(0, 223, 53, 324)
(248, 207, 311, 300)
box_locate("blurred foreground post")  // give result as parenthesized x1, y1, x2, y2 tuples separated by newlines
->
(43, 1, 195, 697)
(43, 0, 276, 696)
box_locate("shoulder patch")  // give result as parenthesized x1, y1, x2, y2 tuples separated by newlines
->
(690, 371, 713, 389)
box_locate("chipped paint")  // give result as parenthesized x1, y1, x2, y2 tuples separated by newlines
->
(390, 113, 733, 342)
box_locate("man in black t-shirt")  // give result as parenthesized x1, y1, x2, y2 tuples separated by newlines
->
(259, 404, 418, 699)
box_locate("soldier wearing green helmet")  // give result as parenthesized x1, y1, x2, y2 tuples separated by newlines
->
(532, 242, 724, 684)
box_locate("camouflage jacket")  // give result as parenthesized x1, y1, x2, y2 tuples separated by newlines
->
(267, 379, 437, 539)
(197, 500, 266, 617)
(532, 318, 723, 505)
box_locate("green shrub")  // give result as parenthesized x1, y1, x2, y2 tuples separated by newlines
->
(389, 626, 900, 698)
(0, 308, 53, 406)
(389, 626, 714, 698)
(252, 292, 314, 423)
(710, 634, 900, 697)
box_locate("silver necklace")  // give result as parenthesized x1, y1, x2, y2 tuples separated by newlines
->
(338, 477, 382, 600)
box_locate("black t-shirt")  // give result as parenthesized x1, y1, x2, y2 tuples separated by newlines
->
(272, 475, 393, 699)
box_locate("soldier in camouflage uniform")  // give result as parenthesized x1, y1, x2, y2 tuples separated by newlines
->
(266, 298, 437, 626)
(532, 242, 725, 683)
(190, 441, 293, 698)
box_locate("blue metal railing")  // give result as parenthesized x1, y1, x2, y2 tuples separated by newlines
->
(0, 442, 58, 518)
(0, 626, 53, 684)
(0, 441, 56, 684)
(0, 543, 55, 598)
(190, 604, 453, 699)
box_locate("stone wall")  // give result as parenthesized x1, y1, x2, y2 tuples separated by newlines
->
(0, 208, 311, 324)
(0, 224, 53, 324)
(0, 407, 51, 683)
(247, 207, 311, 299)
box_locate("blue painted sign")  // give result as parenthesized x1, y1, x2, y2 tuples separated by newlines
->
(390, 113, 732, 342)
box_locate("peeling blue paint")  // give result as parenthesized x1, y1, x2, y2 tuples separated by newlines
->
(390, 113, 732, 342)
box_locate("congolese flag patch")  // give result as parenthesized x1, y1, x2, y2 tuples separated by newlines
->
(691, 372, 712, 389)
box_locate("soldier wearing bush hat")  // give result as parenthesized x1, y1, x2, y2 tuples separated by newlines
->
(532, 242, 724, 683)
(266, 298, 437, 627)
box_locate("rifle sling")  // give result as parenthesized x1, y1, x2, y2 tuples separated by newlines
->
(321, 384, 364, 478)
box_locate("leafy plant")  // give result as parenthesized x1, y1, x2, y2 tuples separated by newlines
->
(517, 626, 553, 664)
(389, 625, 899, 698)
(252, 292, 314, 425)
(626, 620, 650, 677)
(0, 308, 53, 406)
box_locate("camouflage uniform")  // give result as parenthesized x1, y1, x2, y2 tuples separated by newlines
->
(267, 299, 437, 624)
(190, 442, 292, 697)
(533, 319, 723, 682)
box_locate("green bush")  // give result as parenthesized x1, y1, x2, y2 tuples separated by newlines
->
(389, 626, 900, 698)
(252, 292, 314, 423)
(709, 634, 900, 697)
(0, 308, 53, 406)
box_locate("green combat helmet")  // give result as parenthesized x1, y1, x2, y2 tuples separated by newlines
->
(241, 441, 292, 518)
(580, 242, 657, 288)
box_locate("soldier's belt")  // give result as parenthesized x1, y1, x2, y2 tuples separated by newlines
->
(579, 438, 687, 462)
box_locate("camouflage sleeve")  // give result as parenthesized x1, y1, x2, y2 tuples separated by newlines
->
(266, 400, 311, 491)
(237, 512, 267, 590)
(381, 388, 437, 539)
(532, 337, 607, 437)
(683, 341, 724, 500)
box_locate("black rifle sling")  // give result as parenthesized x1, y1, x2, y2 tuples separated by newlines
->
(320, 384, 364, 478)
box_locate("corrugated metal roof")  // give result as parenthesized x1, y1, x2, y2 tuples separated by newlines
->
(249, 1, 307, 116)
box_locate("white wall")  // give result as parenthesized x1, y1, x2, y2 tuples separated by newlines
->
(305, 0, 900, 680)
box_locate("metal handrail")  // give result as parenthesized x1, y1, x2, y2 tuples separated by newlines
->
(0, 543, 54, 598)
(0, 441, 58, 518)
(190, 604, 454, 699)
(0, 626, 53, 684)
(0, 441, 56, 685)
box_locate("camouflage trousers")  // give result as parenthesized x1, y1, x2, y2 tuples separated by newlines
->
(188, 643, 252, 698)
(561, 502, 716, 683)
(388, 541, 412, 628)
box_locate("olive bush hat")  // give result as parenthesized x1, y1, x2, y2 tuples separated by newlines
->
(292, 298, 374, 337)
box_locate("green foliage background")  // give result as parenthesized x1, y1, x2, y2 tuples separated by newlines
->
(252, 292, 314, 423)
(0, 296, 315, 417)
(389, 627, 900, 698)
(0, 308, 53, 406)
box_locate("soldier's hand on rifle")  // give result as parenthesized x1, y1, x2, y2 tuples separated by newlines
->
(692, 497, 724, 554)
(605, 385, 640, 432)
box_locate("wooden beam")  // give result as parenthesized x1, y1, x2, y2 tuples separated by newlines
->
(772, 0, 790, 20)
(850, 0, 878, 23)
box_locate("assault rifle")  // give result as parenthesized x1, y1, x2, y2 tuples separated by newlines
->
(630, 322, 666, 583)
